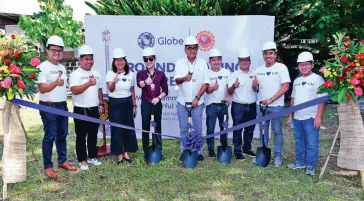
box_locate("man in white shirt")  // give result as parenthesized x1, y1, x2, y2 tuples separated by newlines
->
(287, 52, 325, 176)
(252, 42, 291, 167)
(204, 48, 231, 157)
(174, 36, 209, 161)
(37, 36, 77, 179)
(228, 48, 257, 160)
(70, 45, 103, 170)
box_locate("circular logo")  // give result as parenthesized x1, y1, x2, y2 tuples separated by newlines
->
(196, 31, 215, 51)
(138, 32, 155, 49)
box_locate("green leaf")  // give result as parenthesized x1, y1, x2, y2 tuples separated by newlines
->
(338, 87, 347, 103)
(22, 67, 41, 73)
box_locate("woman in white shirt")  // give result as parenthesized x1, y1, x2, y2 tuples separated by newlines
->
(106, 48, 138, 164)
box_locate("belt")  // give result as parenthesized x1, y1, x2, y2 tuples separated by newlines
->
(39, 101, 66, 104)
(74, 106, 98, 110)
(210, 103, 226, 106)
(233, 102, 256, 106)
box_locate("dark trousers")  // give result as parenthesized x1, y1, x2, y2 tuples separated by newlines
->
(74, 106, 100, 162)
(231, 102, 256, 154)
(109, 96, 138, 155)
(39, 102, 68, 169)
(205, 104, 228, 150)
(141, 101, 162, 154)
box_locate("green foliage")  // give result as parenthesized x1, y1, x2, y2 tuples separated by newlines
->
(18, 0, 84, 50)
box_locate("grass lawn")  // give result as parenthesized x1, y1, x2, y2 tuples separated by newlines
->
(0, 101, 363, 200)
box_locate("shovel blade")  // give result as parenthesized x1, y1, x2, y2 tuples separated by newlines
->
(255, 146, 271, 167)
(146, 145, 162, 165)
(182, 150, 198, 168)
(217, 145, 232, 164)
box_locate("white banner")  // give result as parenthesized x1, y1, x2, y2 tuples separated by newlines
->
(84, 16, 275, 139)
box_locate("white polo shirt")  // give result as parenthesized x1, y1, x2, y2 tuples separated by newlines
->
(106, 70, 135, 98)
(292, 73, 326, 120)
(69, 68, 102, 107)
(204, 68, 230, 106)
(174, 57, 209, 105)
(256, 62, 291, 106)
(228, 69, 257, 104)
(37, 60, 67, 102)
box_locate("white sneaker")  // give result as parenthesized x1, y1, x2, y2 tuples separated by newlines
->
(87, 158, 102, 166)
(79, 163, 89, 170)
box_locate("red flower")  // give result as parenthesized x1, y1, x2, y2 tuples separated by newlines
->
(17, 79, 26, 89)
(344, 37, 350, 42)
(361, 39, 364, 44)
(344, 43, 351, 48)
(340, 55, 348, 63)
(348, 62, 356, 67)
(8, 50, 13, 55)
(350, 77, 360, 86)
(360, 59, 364, 66)
(29, 74, 35, 80)
(8, 63, 21, 74)
(354, 72, 363, 79)
(14, 51, 20, 59)
(346, 92, 352, 101)
(336, 76, 345, 82)
(342, 67, 349, 73)
(1, 78, 12, 89)
(354, 87, 363, 96)
(324, 80, 334, 88)
(11, 34, 16, 39)
(4, 59, 11, 64)
(30, 57, 41, 67)
(319, 66, 327, 73)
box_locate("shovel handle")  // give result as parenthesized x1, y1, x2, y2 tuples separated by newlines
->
(188, 116, 192, 133)
(223, 115, 226, 122)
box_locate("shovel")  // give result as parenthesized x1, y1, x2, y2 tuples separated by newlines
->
(217, 100, 232, 164)
(146, 101, 162, 164)
(255, 102, 271, 167)
(182, 102, 198, 168)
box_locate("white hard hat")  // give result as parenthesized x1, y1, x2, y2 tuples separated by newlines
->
(78, 45, 94, 58)
(46, 36, 64, 47)
(209, 48, 222, 58)
(142, 47, 156, 57)
(297, 51, 314, 63)
(184, 36, 198, 45)
(238, 48, 251, 58)
(262, 41, 277, 51)
(113, 48, 126, 58)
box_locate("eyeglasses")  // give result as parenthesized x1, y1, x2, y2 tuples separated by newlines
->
(238, 58, 251, 62)
(49, 49, 63, 54)
(143, 57, 154, 62)
(186, 46, 198, 51)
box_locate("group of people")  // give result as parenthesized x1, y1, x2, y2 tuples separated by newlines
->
(37, 35, 325, 179)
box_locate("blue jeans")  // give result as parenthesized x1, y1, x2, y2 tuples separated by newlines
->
(39, 102, 68, 169)
(257, 105, 284, 157)
(205, 104, 228, 150)
(177, 102, 204, 155)
(231, 102, 256, 154)
(293, 118, 319, 168)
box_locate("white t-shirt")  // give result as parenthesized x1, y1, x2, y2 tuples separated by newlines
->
(106, 70, 135, 98)
(228, 69, 257, 104)
(292, 73, 326, 120)
(37, 60, 67, 102)
(256, 62, 291, 106)
(174, 57, 209, 105)
(69, 68, 102, 107)
(204, 68, 230, 105)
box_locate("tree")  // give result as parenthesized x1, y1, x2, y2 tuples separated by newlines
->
(18, 0, 84, 51)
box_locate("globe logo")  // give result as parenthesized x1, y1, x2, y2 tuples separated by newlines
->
(138, 32, 155, 49)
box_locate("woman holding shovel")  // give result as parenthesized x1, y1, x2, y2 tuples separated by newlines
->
(107, 48, 138, 164)
(136, 47, 168, 162)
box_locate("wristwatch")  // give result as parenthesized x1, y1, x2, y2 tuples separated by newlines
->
(195, 96, 201, 101)
(270, 97, 275, 102)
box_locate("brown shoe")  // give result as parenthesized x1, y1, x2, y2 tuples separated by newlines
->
(44, 168, 57, 179)
(58, 161, 77, 171)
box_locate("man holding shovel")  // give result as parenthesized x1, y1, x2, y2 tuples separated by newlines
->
(228, 48, 257, 160)
(204, 48, 231, 158)
(174, 36, 209, 161)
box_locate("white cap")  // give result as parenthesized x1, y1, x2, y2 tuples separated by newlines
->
(238, 48, 251, 58)
(113, 48, 126, 58)
(46, 36, 64, 47)
(297, 51, 314, 63)
(209, 48, 222, 57)
(184, 36, 198, 45)
(262, 41, 277, 51)
(78, 45, 94, 58)
(142, 47, 156, 57)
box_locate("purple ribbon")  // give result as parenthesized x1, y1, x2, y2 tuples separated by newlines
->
(150, 120, 157, 129)
(222, 120, 229, 129)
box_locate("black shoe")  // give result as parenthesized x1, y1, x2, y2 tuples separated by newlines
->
(208, 149, 216, 158)
(117, 159, 124, 165)
(124, 157, 134, 163)
(161, 154, 165, 161)
(144, 154, 148, 162)
(179, 154, 183, 161)
(198, 154, 205, 161)
(243, 150, 256, 157)
(235, 154, 246, 161)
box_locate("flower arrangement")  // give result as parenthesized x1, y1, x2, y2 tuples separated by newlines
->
(318, 33, 364, 103)
(0, 32, 41, 100)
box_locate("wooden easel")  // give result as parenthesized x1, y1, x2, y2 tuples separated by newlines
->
(319, 126, 364, 191)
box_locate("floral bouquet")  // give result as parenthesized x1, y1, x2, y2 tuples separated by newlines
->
(318, 32, 364, 103)
(0, 32, 41, 100)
